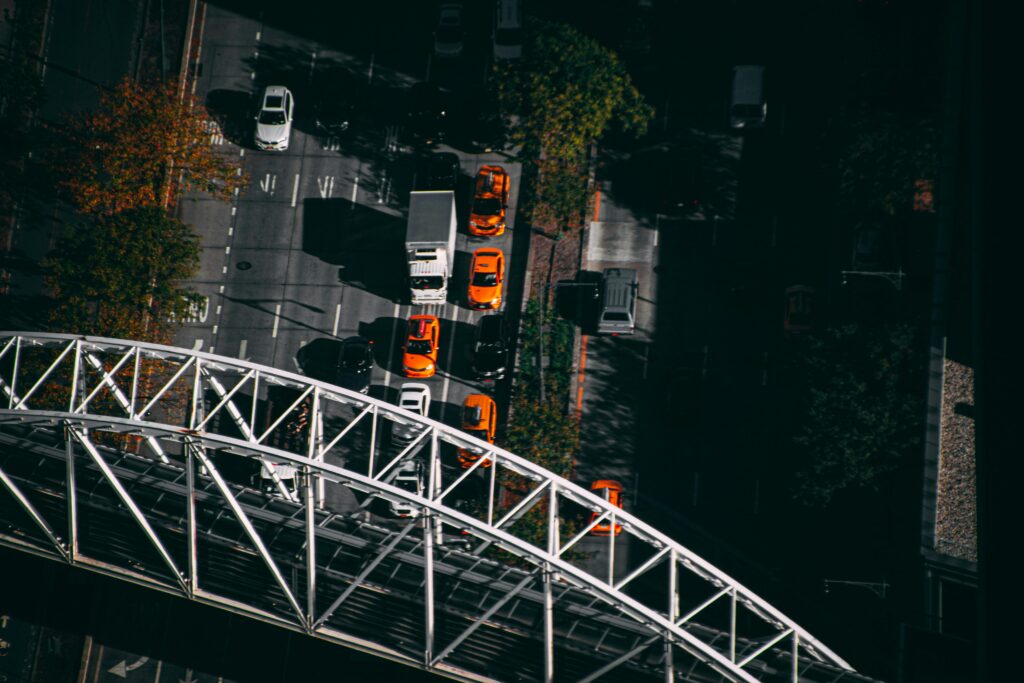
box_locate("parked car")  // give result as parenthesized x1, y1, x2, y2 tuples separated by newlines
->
(468, 165, 511, 236)
(471, 314, 508, 380)
(492, 0, 524, 60)
(416, 152, 460, 191)
(433, 4, 465, 57)
(402, 315, 440, 378)
(254, 85, 294, 150)
(407, 82, 453, 146)
(783, 285, 816, 339)
(389, 460, 423, 518)
(468, 248, 505, 310)
(393, 383, 431, 443)
(303, 336, 374, 394)
(457, 394, 497, 468)
(589, 479, 623, 537)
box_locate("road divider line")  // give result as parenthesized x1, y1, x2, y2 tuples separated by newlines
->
(238, 339, 248, 360)
(271, 303, 281, 338)
(441, 304, 460, 407)
(351, 175, 359, 204)
(382, 301, 402, 391)
(576, 334, 589, 418)
(332, 303, 341, 337)
(291, 173, 300, 207)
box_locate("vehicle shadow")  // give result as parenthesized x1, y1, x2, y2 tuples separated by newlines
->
(204, 89, 255, 147)
(553, 269, 604, 335)
(358, 317, 407, 377)
(303, 198, 406, 303)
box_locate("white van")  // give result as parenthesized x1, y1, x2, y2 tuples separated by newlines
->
(729, 65, 767, 129)
(493, 0, 524, 60)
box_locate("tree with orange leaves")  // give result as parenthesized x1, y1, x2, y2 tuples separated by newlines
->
(54, 77, 246, 215)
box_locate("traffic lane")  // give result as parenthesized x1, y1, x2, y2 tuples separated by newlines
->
(38, 0, 143, 117)
(88, 643, 228, 683)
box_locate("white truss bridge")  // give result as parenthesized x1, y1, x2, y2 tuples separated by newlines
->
(0, 332, 877, 683)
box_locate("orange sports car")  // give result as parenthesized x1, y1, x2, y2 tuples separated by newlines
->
(468, 165, 510, 236)
(457, 393, 497, 468)
(589, 480, 623, 536)
(402, 315, 440, 378)
(467, 248, 504, 310)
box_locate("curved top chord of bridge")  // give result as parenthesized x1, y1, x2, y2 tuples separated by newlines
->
(0, 332, 877, 683)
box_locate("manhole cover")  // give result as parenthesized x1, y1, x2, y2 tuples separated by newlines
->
(236, 261, 252, 271)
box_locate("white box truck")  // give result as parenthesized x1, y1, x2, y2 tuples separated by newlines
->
(406, 190, 457, 305)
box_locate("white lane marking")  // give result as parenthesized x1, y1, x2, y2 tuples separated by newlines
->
(291, 173, 300, 207)
(271, 303, 281, 338)
(227, 226, 233, 236)
(231, 206, 237, 216)
(441, 304, 460, 407)
(317, 175, 335, 198)
(192, 338, 204, 351)
(256, 30, 261, 41)
(653, 227, 659, 247)
(350, 175, 359, 203)
(381, 301, 402, 390)
(238, 339, 248, 360)
(332, 303, 341, 337)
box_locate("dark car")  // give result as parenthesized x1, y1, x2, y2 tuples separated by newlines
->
(416, 152, 460, 191)
(312, 89, 355, 135)
(305, 336, 375, 393)
(407, 83, 453, 146)
(471, 314, 508, 380)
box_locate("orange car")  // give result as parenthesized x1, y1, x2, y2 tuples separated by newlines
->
(457, 394, 497, 468)
(402, 315, 440, 378)
(468, 248, 504, 310)
(468, 165, 510, 236)
(589, 480, 623, 536)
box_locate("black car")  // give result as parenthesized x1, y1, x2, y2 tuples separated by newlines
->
(407, 82, 453, 146)
(305, 336, 375, 394)
(416, 152, 460, 191)
(471, 314, 508, 380)
(313, 89, 354, 135)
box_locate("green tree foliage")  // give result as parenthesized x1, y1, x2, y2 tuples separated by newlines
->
(494, 18, 653, 230)
(836, 105, 939, 216)
(44, 206, 202, 343)
(496, 19, 653, 161)
(792, 324, 925, 507)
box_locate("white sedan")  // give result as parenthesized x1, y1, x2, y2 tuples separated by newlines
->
(254, 85, 294, 150)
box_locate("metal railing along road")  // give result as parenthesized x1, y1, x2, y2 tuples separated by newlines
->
(0, 332, 878, 683)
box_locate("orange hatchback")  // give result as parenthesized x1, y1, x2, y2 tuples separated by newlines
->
(468, 248, 504, 310)
(402, 315, 440, 378)
(457, 394, 497, 468)
(468, 165, 510, 236)
(589, 480, 624, 536)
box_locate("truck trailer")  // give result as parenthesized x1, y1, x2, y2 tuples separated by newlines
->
(406, 190, 457, 305)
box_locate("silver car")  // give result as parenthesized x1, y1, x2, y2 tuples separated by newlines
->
(433, 4, 464, 57)
(393, 383, 431, 444)
(255, 85, 294, 150)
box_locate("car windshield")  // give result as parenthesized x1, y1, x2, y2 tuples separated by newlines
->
(406, 340, 433, 355)
(472, 271, 498, 287)
(259, 110, 287, 125)
(410, 276, 444, 290)
(473, 197, 502, 216)
(603, 312, 630, 321)
(733, 104, 763, 118)
(341, 344, 368, 366)
(463, 427, 488, 440)
(436, 26, 462, 42)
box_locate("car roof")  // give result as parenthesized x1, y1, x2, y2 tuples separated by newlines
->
(474, 249, 502, 262)
(262, 85, 289, 99)
(478, 314, 505, 338)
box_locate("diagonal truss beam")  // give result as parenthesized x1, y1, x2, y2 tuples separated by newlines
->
(0, 464, 70, 561)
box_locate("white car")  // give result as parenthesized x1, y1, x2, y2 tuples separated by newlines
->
(393, 382, 431, 443)
(390, 461, 423, 518)
(254, 85, 294, 150)
(433, 4, 464, 57)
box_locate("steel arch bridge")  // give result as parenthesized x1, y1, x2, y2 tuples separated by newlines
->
(0, 332, 875, 683)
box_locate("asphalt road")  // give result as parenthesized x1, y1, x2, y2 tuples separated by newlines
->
(173, 3, 527, 519)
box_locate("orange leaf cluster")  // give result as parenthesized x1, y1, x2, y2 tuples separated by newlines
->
(58, 77, 246, 214)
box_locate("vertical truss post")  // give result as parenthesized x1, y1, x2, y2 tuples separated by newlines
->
(129, 347, 141, 416)
(423, 500, 435, 665)
(185, 443, 198, 597)
(368, 405, 378, 477)
(544, 481, 558, 683)
(730, 587, 737, 663)
(315, 400, 325, 509)
(606, 514, 616, 584)
(6, 336, 22, 409)
(666, 549, 677, 682)
(791, 631, 799, 683)
(305, 462, 316, 631)
(65, 426, 78, 562)
(306, 387, 322, 512)
(486, 457, 496, 525)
